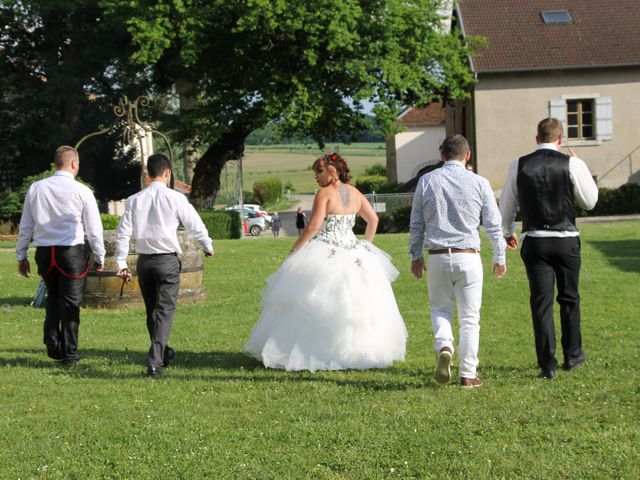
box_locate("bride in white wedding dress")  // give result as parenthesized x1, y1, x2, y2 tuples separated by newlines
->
(243, 153, 407, 371)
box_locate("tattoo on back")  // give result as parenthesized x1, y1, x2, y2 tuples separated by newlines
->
(340, 183, 350, 209)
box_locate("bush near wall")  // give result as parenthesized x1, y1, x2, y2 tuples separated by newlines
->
(576, 184, 640, 217)
(101, 214, 121, 230)
(253, 179, 282, 206)
(199, 210, 242, 240)
(355, 175, 398, 194)
(354, 206, 412, 235)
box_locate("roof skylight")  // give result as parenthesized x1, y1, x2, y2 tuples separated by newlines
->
(541, 10, 573, 24)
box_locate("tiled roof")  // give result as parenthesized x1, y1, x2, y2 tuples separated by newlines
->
(458, 0, 640, 73)
(396, 102, 445, 126)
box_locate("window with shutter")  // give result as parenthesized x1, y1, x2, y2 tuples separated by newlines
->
(550, 96, 613, 144)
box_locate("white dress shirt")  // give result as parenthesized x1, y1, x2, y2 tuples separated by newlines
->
(16, 171, 106, 263)
(114, 181, 213, 270)
(409, 161, 506, 264)
(499, 143, 599, 238)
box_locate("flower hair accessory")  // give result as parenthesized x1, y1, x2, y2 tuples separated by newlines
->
(324, 152, 346, 169)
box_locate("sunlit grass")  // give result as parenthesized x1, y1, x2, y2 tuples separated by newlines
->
(1, 221, 638, 479)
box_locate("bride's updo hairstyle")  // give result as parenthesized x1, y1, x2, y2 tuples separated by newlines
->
(312, 152, 352, 183)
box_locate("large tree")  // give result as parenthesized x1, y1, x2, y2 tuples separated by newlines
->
(0, 0, 149, 200)
(102, 0, 476, 202)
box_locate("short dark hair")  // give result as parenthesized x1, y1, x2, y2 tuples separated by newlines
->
(439, 135, 469, 160)
(537, 117, 563, 143)
(147, 153, 172, 178)
(54, 146, 78, 167)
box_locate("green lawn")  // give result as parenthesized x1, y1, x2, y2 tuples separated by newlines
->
(1, 221, 638, 479)
(243, 143, 386, 194)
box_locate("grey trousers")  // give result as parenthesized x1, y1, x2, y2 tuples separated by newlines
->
(137, 253, 181, 369)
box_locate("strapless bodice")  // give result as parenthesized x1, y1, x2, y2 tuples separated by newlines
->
(314, 214, 357, 249)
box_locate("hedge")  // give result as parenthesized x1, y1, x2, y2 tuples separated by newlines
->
(101, 214, 121, 230)
(253, 178, 282, 205)
(575, 184, 640, 217)
(199, 210, 242, 240)
(355, 184, 640, 235)
(354, 205, 412, 235)
(355, 175, 398, 194)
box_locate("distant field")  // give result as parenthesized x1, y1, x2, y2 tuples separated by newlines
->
(243, 143, 386, 194)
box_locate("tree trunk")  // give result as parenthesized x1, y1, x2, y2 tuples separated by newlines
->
(176, 78, 199, 184)
(190, 126, 250, 206)
(182, 138, 199, 185)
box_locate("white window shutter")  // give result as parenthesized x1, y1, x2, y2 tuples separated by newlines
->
(549, 99, 567, 131)
(595, 96, 613, 140)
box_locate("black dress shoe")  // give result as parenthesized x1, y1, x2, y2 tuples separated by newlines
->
(61, 358, 81, 366)
(562, 354, 586, 371)
(537, 369, 556, 379)
(46, 343, 63, 360)
(147, 366, 163, 378)
(163, 346, 176, 368)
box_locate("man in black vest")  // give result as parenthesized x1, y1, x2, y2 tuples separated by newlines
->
(500, 118, 598, 379)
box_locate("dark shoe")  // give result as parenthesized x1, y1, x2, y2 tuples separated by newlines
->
(434, 347, 452, 384)
(562, 353, 585, 371)
(46, 343, 63, 360)
(537, 369, 556, 379)
(460, 377, 483, 389)
(147, 366, 163, 378)
(163, 346, 176, 368)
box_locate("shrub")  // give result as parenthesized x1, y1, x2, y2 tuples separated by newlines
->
(199, 210, 242, 240)
(253, 178, 282, 205)
(0, 170, 54, 223)
(364, 163, 387, 177)
(355, 175, 387, 194)
(0, 168, 95, 224)
(575, 184, 640, 217)
(355, 175, 398, 194)
(100, 214, 121, 230)
(353, 205, 412, 235)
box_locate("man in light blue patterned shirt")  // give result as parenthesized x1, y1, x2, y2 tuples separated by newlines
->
(409, 135, 506, 388)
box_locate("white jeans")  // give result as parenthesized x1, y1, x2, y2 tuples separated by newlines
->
(427, 252, 483, 379)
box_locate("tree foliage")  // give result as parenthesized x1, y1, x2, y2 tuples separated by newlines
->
(0, 0, 148, 200)
(101, 0, 477, 201)
(2, 1, 476, 203)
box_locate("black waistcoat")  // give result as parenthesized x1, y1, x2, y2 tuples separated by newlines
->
(517, 149, 577, 232)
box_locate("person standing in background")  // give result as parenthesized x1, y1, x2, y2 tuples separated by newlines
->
(271, 212, 281, 238)
(295, 207, 307, 235)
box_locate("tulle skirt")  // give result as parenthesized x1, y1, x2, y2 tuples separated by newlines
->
(243, 239, 407, 371)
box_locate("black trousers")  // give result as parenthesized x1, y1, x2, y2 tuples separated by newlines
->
(137, 253, 181, 369)
(35, 245, 88, 361)
(520, 236, 583, 371)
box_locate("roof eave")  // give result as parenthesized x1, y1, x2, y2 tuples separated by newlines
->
(455, 4, 477, 77)
(475, 62, 640, 75)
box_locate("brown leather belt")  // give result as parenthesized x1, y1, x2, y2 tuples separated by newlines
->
(428, 248, 478, 255)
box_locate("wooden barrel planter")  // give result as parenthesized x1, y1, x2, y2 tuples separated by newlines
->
(83, 230, 205, 308)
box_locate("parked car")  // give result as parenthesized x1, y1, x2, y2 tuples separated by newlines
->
(225, 204, 272, 224)
(226, 208, 267, 236)
(245, 211, 268, 236)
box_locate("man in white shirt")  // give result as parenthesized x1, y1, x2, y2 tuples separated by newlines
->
(115, 153, 214, 378)
(16, 146, 105, 364)
(409, 135, 507, 389)
(500, 117, 598, 380)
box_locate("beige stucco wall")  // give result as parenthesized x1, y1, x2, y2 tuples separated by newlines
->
(394, 126, 446, 182)
(473, 67, 640, 193)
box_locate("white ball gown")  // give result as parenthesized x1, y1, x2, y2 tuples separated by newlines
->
(243, 214, 407, 371)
